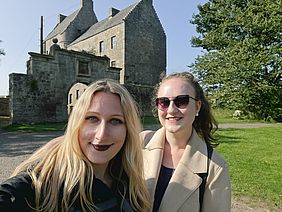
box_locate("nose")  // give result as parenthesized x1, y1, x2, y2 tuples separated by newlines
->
(166, 101, 178, 113)
(95, 121, 108, 141)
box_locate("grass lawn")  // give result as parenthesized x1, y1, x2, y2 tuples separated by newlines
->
(213, 108, 268, 124)
(1, 122, 67, 132)
(215, 125, 282, 210)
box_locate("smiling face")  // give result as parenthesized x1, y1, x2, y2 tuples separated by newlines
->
(157, 78, 201, 135)
(78, 91, 126, 167)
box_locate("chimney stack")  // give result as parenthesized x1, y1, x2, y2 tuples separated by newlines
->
(109, 7, 119, 18)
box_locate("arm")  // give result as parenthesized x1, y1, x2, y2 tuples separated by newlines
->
(0, 172, 35, 210)
(140, 130, 155, 147)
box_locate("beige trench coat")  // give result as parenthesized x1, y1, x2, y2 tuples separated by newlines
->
(141, 127, 231, 212)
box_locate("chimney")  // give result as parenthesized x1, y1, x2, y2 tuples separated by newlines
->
(58, 14, 66, 23)
(108, 7, 119, 18)
(81, 0, 93, 9)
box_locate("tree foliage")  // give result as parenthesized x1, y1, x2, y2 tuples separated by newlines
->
(190, 0, 282, 121)
(0, 40, 5, 56)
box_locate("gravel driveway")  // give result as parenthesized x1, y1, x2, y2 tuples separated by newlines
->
(1, 124, 279, 211)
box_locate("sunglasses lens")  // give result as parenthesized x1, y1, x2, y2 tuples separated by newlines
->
(174, 95, 189, 108)
(156, 97, 170, 110)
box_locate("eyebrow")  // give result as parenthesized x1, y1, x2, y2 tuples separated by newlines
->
(86, 111, 124, 118)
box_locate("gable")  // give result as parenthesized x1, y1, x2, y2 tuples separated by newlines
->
(45, 10, 80, 41)
(69, 2, 138, 45)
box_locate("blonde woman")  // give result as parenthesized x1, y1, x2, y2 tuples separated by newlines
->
(0, 79, 150, 211)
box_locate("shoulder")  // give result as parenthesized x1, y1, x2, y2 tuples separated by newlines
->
(0, 172, 34, 210)
(208, 149, 230, 184)
(0, 172, 32, 189)
(140, 130, 156, 146)
(210, 149, 229, 170)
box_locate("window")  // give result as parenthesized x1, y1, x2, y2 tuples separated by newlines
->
(76, 90, 79, 100)
(99, 41, 104, 53)
(78, 61, 89, 75)
(69, 94, 72, 104)
(111, 36, 116, 49)
(111, 61, 116, 67)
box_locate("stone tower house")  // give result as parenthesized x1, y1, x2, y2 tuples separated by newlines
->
(9, 0, 166, 124)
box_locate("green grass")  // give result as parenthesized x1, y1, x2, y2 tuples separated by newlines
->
(0, 108, 269, 132)
(1, 118, 160, 133)
(1, 122, 67, 132)
(213, 108, 268, 124)
(215, 126, 282, 209)
(141, 116, 159, 125)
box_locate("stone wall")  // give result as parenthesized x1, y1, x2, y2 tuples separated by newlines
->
(9, 47, 120, 124)
(68, 24, 125, 83)
(124, 0, 166, 86)
(125, 84, 155, 117)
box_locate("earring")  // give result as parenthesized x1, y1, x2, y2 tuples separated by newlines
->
(196, 112, 199, 116)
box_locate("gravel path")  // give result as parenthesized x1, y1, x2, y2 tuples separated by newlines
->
(1, 123, 280, 211)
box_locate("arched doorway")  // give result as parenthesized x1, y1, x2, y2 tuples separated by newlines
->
(67, 82, 88, 115)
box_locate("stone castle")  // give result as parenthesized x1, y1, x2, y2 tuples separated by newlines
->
(7, 0, 166, 124)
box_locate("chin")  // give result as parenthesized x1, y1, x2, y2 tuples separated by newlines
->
(165, 125, 182, 133)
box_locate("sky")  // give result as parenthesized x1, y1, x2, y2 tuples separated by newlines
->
(0, 0, 207, 96)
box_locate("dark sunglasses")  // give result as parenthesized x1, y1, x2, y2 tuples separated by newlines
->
(155, 95, 198, 111)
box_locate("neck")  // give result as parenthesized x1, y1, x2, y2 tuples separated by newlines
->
(162, 128, 193, 168)
(93, 163, 112, 187)
(165, 127, 193, 149)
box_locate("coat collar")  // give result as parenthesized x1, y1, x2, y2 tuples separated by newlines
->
(144, 127, 209, 174)
(143, 127, 209, 211)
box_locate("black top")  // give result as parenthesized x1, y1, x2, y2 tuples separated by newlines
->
(153, 165, 174, 212)
(0, 172, 134, 212)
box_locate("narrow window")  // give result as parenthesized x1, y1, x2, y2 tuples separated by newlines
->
(76, 90, 79, 99)
(99, 41, 104, 53)
(111, 36, 116, 49)
(69, 94, 72, 104)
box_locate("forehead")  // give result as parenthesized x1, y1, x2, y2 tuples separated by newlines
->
(158, 78, 195, 97)
(89, 91, 123, 114)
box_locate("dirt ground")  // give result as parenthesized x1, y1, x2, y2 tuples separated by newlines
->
(1, 125, 281, 211)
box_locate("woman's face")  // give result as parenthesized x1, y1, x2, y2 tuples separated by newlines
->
(157, 78, 201, 134)
(79, 91, 126, 166)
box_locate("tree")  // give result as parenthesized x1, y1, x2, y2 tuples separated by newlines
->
(190, 0, 282, 121)
(0, 40, 5, 56)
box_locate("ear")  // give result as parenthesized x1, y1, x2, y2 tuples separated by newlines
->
(196, 100, 202, 114)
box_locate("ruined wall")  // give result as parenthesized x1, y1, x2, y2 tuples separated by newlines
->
(0, 96, 9, 116)
(9, 47, 120, 124)
(125, 83, 155, 117)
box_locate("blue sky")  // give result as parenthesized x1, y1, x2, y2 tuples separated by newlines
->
(0, 0, 207, 95)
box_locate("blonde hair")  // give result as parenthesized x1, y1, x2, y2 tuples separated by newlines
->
(13, 79, 150, 211)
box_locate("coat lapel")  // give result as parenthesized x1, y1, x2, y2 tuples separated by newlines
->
(158, 130, 208, 211)
(143, 128, 209, 212)
(143, 128, 166, 199)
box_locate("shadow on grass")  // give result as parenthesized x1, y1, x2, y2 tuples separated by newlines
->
(216, 128, 241, 144)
